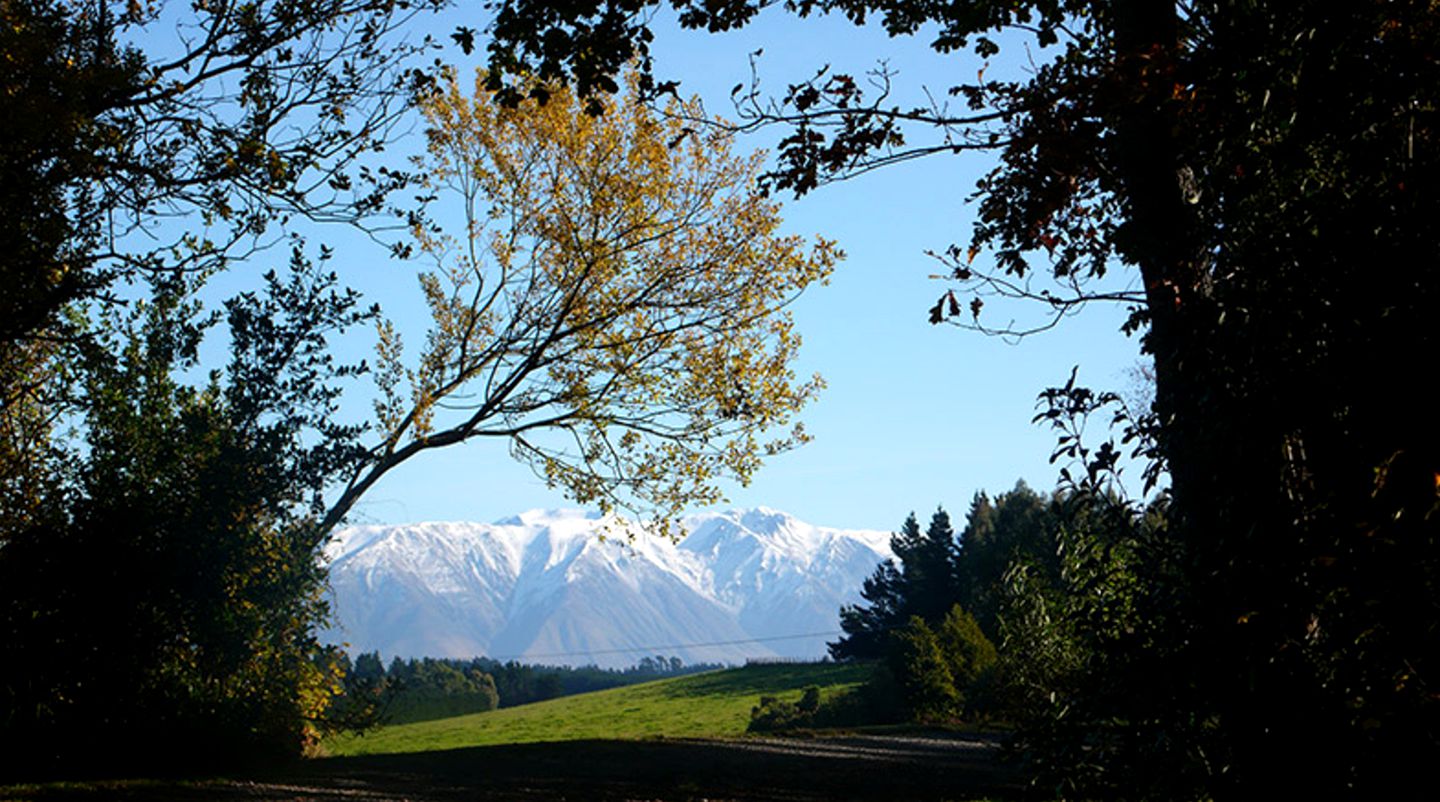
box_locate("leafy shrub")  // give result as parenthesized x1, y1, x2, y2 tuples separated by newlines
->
(936, 604, 999, 718)
(748, 686, 824, 732)
(889, 616, 961, 722)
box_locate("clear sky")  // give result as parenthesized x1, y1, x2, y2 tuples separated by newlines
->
(282, 7, 1151, 533)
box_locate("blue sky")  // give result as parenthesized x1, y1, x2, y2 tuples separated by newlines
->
(273, 8, 1151, 532)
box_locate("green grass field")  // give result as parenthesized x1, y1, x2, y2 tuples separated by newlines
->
(2, 662, 1027, 800)
(325, 662, 872, 756)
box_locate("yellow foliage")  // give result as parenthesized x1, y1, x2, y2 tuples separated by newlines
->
(351, 66, 838, 528)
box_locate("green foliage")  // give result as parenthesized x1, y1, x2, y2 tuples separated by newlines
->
(332, 653, 723, 726)
(831, 553, 905, 660)
(747, 687, 818, 732)
(383, 662, 500, 726)
(936, 606, 997, 697)
(353, 652, 387, 685)
(833, 487, 1062, 726)
(0, 0, 446, 778)
(954, 482, 1059, 639)
(909, 508, 961, 621)
(798, 685, 823, 715)
(889, 617, 960, 723)
(476, 656, 718, 709)
(881, 608, 997, 724)
(0, 257, 372, 775)
(0, 0, 140, 347)
(746, 685, 825, 732)
(993, 496, 1189, 798)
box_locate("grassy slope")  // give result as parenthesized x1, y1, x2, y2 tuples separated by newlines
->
(326, 662, 871, 756)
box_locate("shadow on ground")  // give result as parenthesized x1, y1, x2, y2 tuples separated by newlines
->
(2, 732, 1026, 801)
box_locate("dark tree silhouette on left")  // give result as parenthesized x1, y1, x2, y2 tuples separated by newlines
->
(0, 0, 448, 776)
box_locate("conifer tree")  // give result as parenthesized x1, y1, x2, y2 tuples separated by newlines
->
(831, 559, 905, 660)
(831, 508, 961, 658)
(888, 512, 925, 569)
(831, 513, 919, 659)
(911, 507, 959, 622)
(954, 481, 1057, 637)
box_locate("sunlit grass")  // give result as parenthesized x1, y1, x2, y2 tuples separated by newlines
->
(325, 662, 872, 756)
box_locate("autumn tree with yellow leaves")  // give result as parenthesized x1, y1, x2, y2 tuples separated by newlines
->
(318, 69, 839, 534)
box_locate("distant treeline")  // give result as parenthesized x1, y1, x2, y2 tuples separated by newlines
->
(334, 652, 722, 725)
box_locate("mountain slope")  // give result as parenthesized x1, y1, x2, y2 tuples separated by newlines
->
(323, 508, 892, 667)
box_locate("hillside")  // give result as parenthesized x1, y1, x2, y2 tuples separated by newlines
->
(4, 663, 1025, 800)
(326, 662, 872, 756)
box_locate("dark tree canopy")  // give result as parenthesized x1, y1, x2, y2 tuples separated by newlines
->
(0, 0, 448, 774)
(482, 1, 1440, 796)
(0, 261, 375, 772)
(830, 556, 904, 660)
(1, 0, 445, 349)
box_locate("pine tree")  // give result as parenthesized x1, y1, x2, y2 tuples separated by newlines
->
(352, 652, 386, 686)
(830, 513, 920, 659)
(911, 507, 959, 622)
(831, 509, 962, 659)
(830, 559, 906, 660)
(888, 512, 924, 569)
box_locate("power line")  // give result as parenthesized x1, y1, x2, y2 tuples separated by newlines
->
(485, 630, 845, 661)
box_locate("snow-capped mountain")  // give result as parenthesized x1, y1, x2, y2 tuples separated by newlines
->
(322, 507, 892, 668)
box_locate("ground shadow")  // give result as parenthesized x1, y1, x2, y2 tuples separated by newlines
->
(4, 733, 1026, 801)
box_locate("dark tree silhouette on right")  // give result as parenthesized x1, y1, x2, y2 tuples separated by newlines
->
(482, 2, 1440, 797)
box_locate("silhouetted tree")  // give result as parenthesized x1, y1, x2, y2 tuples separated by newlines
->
(954, 481, 1058, 638)
(0, 258, 373, 773)
(831, 558, 906, 660)
(480, 4, 1440, 794)
(0, 0, 444, 775)
(910, 507, 959, 620)
(831, 510, 959, 659)
(353, 652, 387, 685)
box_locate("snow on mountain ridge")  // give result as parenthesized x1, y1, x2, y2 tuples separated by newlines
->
(323, 508, 892, 667)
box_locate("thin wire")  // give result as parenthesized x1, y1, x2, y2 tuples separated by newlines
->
(485, 630, 845, 661)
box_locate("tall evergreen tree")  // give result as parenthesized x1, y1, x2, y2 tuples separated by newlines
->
(831, 558, 906, 660)
(831, 514, 918, 659)
(887, 511, 925, 569)
(831, 509, 961, 659)
(954, 481, 1058, 637)
(352, 652, 386, 685)
(910, 507, 959, 622)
